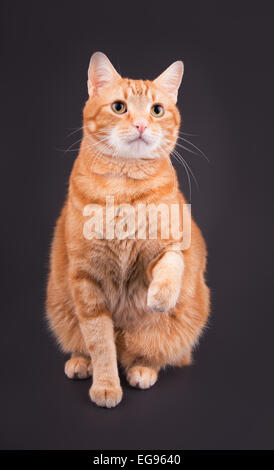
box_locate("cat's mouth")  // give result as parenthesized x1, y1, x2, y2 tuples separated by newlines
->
(128, 136, 149, 145)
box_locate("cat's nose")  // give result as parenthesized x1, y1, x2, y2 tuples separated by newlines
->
(134, 120, 148, 135)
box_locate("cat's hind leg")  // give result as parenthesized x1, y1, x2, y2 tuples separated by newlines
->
(126, 364, 159, 390)
(117, 346, 159, 389)
(175, 346, 193, 367)
(126, 346, 192, 389)
(65, 353, 92, 380)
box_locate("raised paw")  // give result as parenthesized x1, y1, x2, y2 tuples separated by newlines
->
(89, 381, 123, 408)
(127, 366, 158, 390)
(147, 279, 180, 312)
(65, 355, 92, 380)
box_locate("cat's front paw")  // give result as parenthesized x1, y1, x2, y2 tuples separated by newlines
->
(147, 279, 180, 312)
(89, 381, 122, 408)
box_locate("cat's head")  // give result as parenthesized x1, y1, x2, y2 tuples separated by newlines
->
(83, 52, 183, 160)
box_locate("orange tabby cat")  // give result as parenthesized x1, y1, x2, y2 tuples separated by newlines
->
(46, 52, 210, 408)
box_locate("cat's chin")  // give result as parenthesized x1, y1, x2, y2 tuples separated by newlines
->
(114, 142, 160, 160)
(115, 151, 159, 161)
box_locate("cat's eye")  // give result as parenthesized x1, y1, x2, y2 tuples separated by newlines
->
(151, 104, 164, 118)
(111, 101, 127, 114)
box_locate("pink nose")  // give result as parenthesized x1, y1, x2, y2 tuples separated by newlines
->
(134, 120, 147, 135)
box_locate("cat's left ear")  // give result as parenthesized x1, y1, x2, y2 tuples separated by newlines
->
(154, 61, 184, 103)
(87, 52, 121, 96)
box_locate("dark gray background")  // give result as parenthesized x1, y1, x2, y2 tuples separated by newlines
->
(1, 1, 274, 449)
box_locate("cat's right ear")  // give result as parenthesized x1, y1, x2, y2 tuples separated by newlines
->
(87, 52, 121, 96)
(154, 61, 184, 103)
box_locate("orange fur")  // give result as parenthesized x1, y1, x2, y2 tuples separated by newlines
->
(46, 53, 210, 408)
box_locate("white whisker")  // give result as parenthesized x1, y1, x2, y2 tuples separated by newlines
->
(177, 135, 209, 163)
(178, 130, 198, 137)
(173, 149, 199, 190)
(171, 151, 192, 200)
(176, 141, 200, 156)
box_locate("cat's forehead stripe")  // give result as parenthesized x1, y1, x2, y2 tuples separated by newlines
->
(122, 79, 152, 99)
